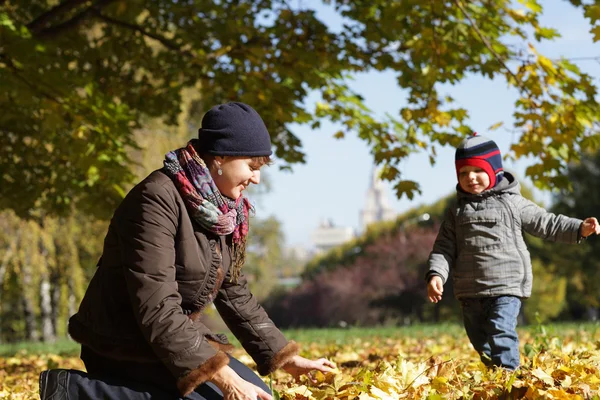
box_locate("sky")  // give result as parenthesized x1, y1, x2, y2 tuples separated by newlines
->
(256, 0, 600, 249)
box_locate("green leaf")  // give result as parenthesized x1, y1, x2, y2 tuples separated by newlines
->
(112, 184, 126, 199)
(394, 180, 421, 200)
(0, 12, 16, 30)
(581, 134, 600, 150)
(591, 26, 600, 42)
(518, 0, 543, 13)
(488, 121, 504, 131)
(269, 376, 281, 400)
(584, 4, 600, 24)
(86, 166, 100, 186)
(534, 27, 561, 40)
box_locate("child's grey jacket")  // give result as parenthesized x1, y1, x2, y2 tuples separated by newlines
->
(426, 172, 582, 299)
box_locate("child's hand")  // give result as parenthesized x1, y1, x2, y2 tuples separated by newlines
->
(581, 217, 600, 237)
(427, 276, 444, 303)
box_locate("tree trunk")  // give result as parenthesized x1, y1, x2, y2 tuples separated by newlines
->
(51, 274, 61, 338)
(40, 277, 55, 342)
(22, 296, 39, 342)
(0, 240, 15, 344)
(21, 237, 39, 342)
(39, 231, 56, 343)
(68, 278, 77, 318)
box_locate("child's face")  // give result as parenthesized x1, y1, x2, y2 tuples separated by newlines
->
(458, 165, 490, 194)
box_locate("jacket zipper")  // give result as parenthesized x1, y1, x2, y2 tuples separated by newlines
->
(498, 196, 528, 295)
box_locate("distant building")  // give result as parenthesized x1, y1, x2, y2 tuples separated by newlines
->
(360, 167, 397, 232)
(284, 245, 311, 263)
(306, 166, 397, 255)
(311, 219, 356, 254)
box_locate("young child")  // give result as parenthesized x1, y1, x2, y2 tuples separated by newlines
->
(425, 134, 600, 370)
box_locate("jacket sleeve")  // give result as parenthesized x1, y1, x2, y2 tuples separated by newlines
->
(426, 208, 456, 284)
(515, 195, 583, 244)
(115, 182, 229, 397)
(214, 268, 299, 376)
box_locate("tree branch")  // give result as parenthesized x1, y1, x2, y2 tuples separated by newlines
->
(94, 11, 182, 52)
(0, 242, 15, 276)
(34, 7, 95, 38)
(30, 0, 116, 39)
(561, 55, 600, 62)
(426, 0, 442, 102)
(27, 0, 90, 33)
(0, 230, 19, 292)
(453, 0, 523, 88)
(429, 0, 442, 65)
(0, 54, 63, 104)
(94, 11, 228, 65)
(0, 125, 37, 137)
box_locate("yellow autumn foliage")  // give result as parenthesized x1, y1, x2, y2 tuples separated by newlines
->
(2, 328, 600, 399)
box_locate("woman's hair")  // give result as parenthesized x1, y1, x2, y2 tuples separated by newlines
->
(252, 155, 273, 166)
(201, 153, 273, 167)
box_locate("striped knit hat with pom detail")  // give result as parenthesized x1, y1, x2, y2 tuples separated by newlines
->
(455, 133, 504, 189)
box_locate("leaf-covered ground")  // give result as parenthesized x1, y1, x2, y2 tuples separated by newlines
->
(2, 326, 600, 399)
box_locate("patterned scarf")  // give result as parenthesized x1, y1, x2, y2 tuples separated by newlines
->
(163, 139, 252, 282)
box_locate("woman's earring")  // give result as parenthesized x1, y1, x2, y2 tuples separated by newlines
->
(217, 168, 223, 176)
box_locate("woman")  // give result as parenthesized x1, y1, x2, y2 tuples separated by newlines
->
(40, 102, 334, 400)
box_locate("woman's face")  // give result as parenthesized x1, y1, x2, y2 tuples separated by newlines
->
(212, 156, 264, 200)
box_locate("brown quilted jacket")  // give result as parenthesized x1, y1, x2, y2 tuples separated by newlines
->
(68, 170, 297, 396)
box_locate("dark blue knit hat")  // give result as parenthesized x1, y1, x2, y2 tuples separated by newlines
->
(197, 102, 272, 157)
(455, 133, 504, 189)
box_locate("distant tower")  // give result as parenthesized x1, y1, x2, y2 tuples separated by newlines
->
(360, 167, 397, 231)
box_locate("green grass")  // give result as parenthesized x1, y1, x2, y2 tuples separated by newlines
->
(283, 321, 600, 344)
(282, 322, 465, 344)
(1, 322, 599, 357)
(520, 320, 600, 339)
(0, 325, 464, 357)
(0, 337, 80, 357)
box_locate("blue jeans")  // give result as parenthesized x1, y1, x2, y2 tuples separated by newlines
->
(460, 296, 521, 370)
(39, 346, 271, 399)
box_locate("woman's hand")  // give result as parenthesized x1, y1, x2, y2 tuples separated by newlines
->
(581, 217, 600, 237)
(211, 365, 272, 400)
(282, 355, 336, 382)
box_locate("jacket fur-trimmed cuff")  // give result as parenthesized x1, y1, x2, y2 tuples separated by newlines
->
(176, 351, 229, 396)
(257, 340, 300, 376)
